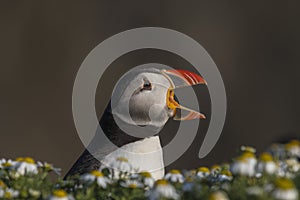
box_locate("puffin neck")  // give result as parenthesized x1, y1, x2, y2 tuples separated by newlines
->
(98, 101, 151, 147)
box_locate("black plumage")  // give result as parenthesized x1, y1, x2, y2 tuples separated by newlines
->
(64, 102, 142, 178)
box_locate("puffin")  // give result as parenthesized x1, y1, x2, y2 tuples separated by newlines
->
(65, 67, 206, 180)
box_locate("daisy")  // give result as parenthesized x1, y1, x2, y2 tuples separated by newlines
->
(120, 179, 143, 188)
(196, 167, 210, 178)
(0, 188, 19, 199)
(244, 152, 258, 166)
(230, 152, 257, 177)
(0, 182, 19, 199)
(211, 165, 222, 175)
(256, 152, 277, 174)
(285, 158, 300, 173)
(272, 178, 298, 200)
(140, 172, 155, 188)
(164, 169, 184, 183)
(147, 179, 179, 200)
(110, 157, 132, 171)
(0, 159, 15, 169)
(80, 170, 111, 188)
(100, 157, 133, 179)
(285, 140, 300, 158)
(37, 161, 61, 175)
(12, 157, 38, 175)
(230, 157, 250, 176)
(209, 191, 229, 200)
(218, 169, 233, 181)
(48, 189, 74, 200)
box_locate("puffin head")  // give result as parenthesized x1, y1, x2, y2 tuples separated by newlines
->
(111, 67, 206, 133)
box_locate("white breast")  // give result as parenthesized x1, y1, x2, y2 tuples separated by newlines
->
(100, 136, 164, 180)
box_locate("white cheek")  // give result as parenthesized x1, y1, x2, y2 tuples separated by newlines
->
(148, 104, 169, 126)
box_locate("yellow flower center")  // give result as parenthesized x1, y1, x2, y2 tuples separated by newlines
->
(128, 183, 137, 188)
(209, 192, 227, 200)
(0, 180, 6, 187)
(221, 169, 232, 177)
(90, 170, 104, 177)
(241, 152, 256, 159)
(211, 165, 221, 171)
(275, 178, 295, 190)
(24, 157, 35, 164)
(260, 152, 273, 162)
(44, 163, 53, 170)
(53, 189, 67, 197)
(2, 162, 11, 167)
(15, 157, 35, 164)
(285, 140, 300, 149)
(236, 156, 248, 162)
(156, 179, 168, 186)
(198, 167, 210, 173)
(116, 157, 128, 162)
(169, 169, 181, 174)
(4, 192, 12, 198)
(140, 172, 152, 178)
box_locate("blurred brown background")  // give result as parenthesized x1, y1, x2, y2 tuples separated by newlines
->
(0, 1, 299, 175)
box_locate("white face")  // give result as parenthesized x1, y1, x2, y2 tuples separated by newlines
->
(112, 72, 175, 127)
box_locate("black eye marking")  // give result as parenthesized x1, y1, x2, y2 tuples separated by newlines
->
(141, 79, 152, 91)
(143, 80, 152, 89)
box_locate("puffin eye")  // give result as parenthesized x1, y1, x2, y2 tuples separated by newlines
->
(142, 80, 152, 90)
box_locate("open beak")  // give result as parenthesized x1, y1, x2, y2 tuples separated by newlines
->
(161, 69, 207, 121)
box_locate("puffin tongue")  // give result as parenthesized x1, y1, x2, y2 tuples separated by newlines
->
(162, 69, 207, 120)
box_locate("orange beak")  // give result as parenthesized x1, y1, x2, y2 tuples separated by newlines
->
(162, 69, 207, 121)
